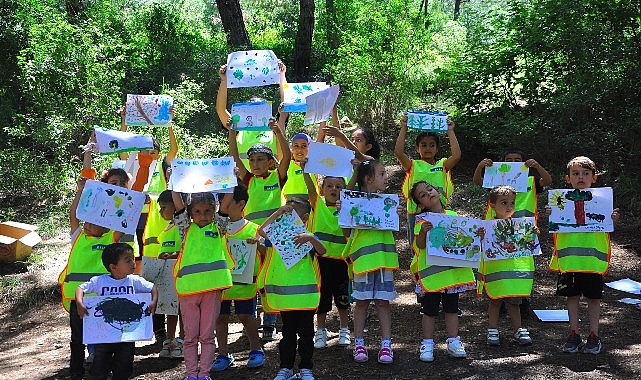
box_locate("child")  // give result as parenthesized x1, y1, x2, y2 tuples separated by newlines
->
(342, 160, 400, 364)
(320, 105, 381, 160)
(396, 114, 461, 244)
(211, 183, 266, 371)
(480, 185, 536, 346)
(257, 198, 326, 380)
(75, 243, 158, 380)
(173, 191, 233, 380)
(409, 181, 476, 362)
(282, 132, 319, 201)
(547, 156, 619, 354)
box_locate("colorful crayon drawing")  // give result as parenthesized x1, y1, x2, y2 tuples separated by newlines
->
(304, 85, 340, 125)
(338, 190, 399, 231)
(419, 212, 482, 264)
(482, 217, 541, 260)
(263, 210, 312, 270)
(548, 187, 614, 233)
(226, 50, 280, 88)
(76, 180, 146, 234)
(140, 257, 178, 315)
(230, 101, 272, 131)
(125, 94, 173, 126)
(94, 127, 154, 155)
(82, 294, 153, 344)
(282, 82, 330, 113)
(227, 238, 257, 284)
(482, 162, 529, 192)
(168, 157, 237, 193)
(406, 111, 448, 132)
(304, 142, 354, 178)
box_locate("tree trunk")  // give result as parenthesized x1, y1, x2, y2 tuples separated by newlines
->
(65, 0, 85, 24)
(294, 0, 315, 81)
(325, 0, 339, 54)
(215, 0, 251, 48)
(574, 200, 586, 225)
(454, 0, 462, 20)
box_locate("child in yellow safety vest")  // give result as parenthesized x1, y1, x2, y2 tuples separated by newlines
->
(282, 132, 319, 201)
(546, 156, 619, 354)
(410, 181, 476, 362)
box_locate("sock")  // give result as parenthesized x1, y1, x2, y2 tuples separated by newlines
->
(381, 338, 392, 349)
(421, 339, 434, 346)
(355, 337, 365, 347)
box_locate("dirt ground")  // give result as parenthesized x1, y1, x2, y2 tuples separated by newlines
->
(1, 165, 641, 380)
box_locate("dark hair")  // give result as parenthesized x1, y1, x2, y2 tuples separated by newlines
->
(503, 147, 526, 161)
(415, 132, 440, 148)
(102, 243, 133, 271)
(410, 180, 432, 205)
(187, 192, 216, 214)
(232, 182, 249, 204)
(152, 138, 161, 152)
(566, 156, 596, 175)
(158, 190, 173, 204)
(286, 196, 311, 215)
(354, 127, 381, 159)
(322, 176, 346, 187)
(101, 168, 129, 184)
(489, 185, 517, 204)
(355, 159, 382, 191)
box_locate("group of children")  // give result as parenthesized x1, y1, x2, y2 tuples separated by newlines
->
(60, 60, 618, 380)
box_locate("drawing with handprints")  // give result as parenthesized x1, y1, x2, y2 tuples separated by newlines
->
(125, 94, 173, 126)
(227, 238, 257, 284)
(168, 157, 237, 193)
(94, 127, 154, 155)
(482, 217, 541, 260)
(263, 210, 312, 270)
(83, 294, 153, 344)
(548, 187, 614, 233)
(230, 101, 272, 131)
(338, 190, 399, 231)
(282, 82, 330, 112)
(304, 85, 340, 125)
(304, 142, 354, 178)
(140, 257, 178, 315)
(406, 111, 448, 132)
(421, 213, 482, 264)
(226, 50, 280, 88)
(76, 180, 146, 234)
(482, 162, 529, 192)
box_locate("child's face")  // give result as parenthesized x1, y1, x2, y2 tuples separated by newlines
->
(367, 164, 388, 192)
(107, 174, 128, 188)
(504, 153, 524, 162)
(351, 129, 372, 155)
(412, 183, 441, 211)
(291, 138, 309, 162)
(248, 153, 273, 176)
(566, 165, 597, 189)
(158, 202, 175, 221)
(83, 222, 110, 237)
(490, 193, 516, 219)
(191, 202, 216, 228)
(218, 193, 244, 219)
(416, 136, 438, 160)
(321, 177, 345, 204)
(110, 250, 136, 279)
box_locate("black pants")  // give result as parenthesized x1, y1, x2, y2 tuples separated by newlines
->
(279, 309, 315, 370)
(69, 301, 85, 378)
(90, 342, 135, 380)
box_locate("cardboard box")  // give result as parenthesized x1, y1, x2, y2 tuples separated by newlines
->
(0, 221, 42, 262)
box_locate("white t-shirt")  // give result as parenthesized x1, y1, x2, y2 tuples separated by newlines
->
(79, 274, 154, 297)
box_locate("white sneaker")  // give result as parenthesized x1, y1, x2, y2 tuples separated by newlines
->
(514, 327, 532, 345)
(419, 343, 434, 362)
(447, 337, 467, 358)
(487, 328, 500, 346)
(338, 327, 351, 346)
(159, 339, 172, 358)
(314, 328, 327, 349)
(170, 338, 184, 359)
(299, 368, 315, 380)
(273, 368, 295, 380)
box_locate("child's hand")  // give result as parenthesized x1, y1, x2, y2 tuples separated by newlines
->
(299, 157, 308, 170)
(246, 237, 260, 244)
(421, 221, 434, 233)
(293, 232, 314, 247)
(476, 226, 486, 239)
(268, 118, 279, 132)
(147, 300, 157, 315)
(219, 64, 227, 78)
(612, 208, 620, 222)
(478, 158, 493, 168)
(278, 102, 285, 114)
(278, 60, 286, 73)
(350, 158, 361, 169)
(525, 159, 541, 169)
(76, 302, 88, 318)
(76, 176, 88, 190)
(120, 105, 126, 121)
(169, 105, 176, 121)
(400, 114, 408, 129)
(396, 205, 404, 217)
(447, 119, 455, 131)
(335, 199, 342, 212)
(532, 225, 540, 235)
(322, 125, 342, 137)
(544, 205, 552, 216)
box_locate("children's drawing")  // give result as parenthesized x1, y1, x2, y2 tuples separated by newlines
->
(338, 190, 399, 231)
(226, 50, 280, 88)
(482, 162, 529, 192)
(76, 180, 146, 234)
(167, 157, 238, 193)
(304, 142, 354, 178)
(406, 111, 448, 132)
(227, 238, 257, 284)
(263, 210, 313, 270)
(304, 85, 340, 125)
(282, 82, 330, 112)
(482, 217, 541, 260)
(548, 187, 614, 232)
(418, 212, 482, 264)
(82, 294, 153, 344)
(140, 257, 178, 315)
(230, 101, 273, 131)
(94, 126, 154, 155)
(125, 94, 173, 126)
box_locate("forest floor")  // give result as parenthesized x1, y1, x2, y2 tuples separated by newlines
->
(1, 165, 641, 380)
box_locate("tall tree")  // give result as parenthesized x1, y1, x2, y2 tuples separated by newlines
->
(215, 0, 251, 48)
(294, 0, 315, 81)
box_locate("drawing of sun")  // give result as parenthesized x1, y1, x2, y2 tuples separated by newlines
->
(319, 157, 337, 168)
(551, 190, 566, 210)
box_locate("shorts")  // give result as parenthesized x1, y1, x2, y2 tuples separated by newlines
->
(503, 297, 523, 305)
(351, 269, 397, 301)
(418, 292, 459, 316)
(556, 272, 604, 299)
(220, 298, 258, 316)
(317, 257, 350, 314)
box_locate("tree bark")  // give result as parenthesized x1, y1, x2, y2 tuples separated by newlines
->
(294, 0, 315, 81)
(215, 0, 251, 48)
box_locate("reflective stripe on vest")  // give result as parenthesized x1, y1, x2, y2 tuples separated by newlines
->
(346, 229, 399, 275)
(550, 232, 610, 274)
(402, 158, 453, 213)
(485, 176, 537, 221)
(316, 232, 347, 245)
(245, 208, 280, 222)
(310, 200, 347, 260)
(481, 256, 534, 299)
(222, 221, 261, 301)
(350, 243, 397, 262)
(264, 284, 319, 295)
(176, 260, 229, 277)
(64, 273, 105, 283)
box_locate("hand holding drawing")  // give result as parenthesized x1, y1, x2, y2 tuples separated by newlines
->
(446, 118, 455, 131)
(478, 158, 493, 169)
(219, 64, 227, 79)
(293, 232, 315, 248)
(476, 226, 486, 240)
(612, 208, 620, 222)
(545, 205, 552, 216)
(400, 114, 408, 130)
(147, 285, 158, 315)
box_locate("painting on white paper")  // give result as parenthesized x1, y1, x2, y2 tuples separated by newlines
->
(76, 180, 146, 234)
(230, 101, 272, 131)
(94, 127, 154, 155)
(304, 85, 340, 125)
(482, 162, 529, 192)
(406, 111, 448, 132)
(140, 257, 178, 315)
(605, 278, 641, 295)
(482, 217, 541, 260)
(263, 210, 312, 270)
(227, 238, 257, 284)
(82, 294, 153, 344)
(548, 187, 613, 233)
(226, 50, 280, 88)
(168, 157, 237, 193)
(304, 142, 354, 178)
(338, 190, 399, 231)
(125, 94, 173, 126)
(282, 82, 329, 113)
(418, 212, 482, 263)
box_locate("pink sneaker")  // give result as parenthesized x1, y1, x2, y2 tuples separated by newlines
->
(377, 347, 393, 364)
(353, 345, 368, 363)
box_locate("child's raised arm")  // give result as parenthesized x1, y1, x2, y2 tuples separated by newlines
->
(443, 119, 461, 171)
(278, 60, 287, 116)
(300, 159, 319, 206)
(119, 105, 129, 160)
(69, 178, 86, 233)
(525, 159, 552, 187)
(272, 119, 291, 181)
(473, 158, 493, 186)
(216, 65, 232, 129)
(166, 105, 179, 165)
(228, 128, 249, 179)
(394, 115, 413, 170)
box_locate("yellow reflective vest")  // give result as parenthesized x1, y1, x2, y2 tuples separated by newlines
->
(244, 171, 285, 225)
(237, 131, 277, 168)
(222, 220, 262, 301)
(343, 229, 399, 276)
(309, 199, 347, 260)
(158, 223, 181, 255)
(549, 232, 610, 275)
(142, 199, 170, 258)
(402, 158, 454, 213)
(485, 176, 537, 221)
(283, 162, 318, 201)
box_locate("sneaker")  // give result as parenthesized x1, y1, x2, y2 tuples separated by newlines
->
(563, 331, 584, 353)
(184, 377, 197, 380)
(514, 328, 532, 345)
(299, 368, 315, 380)
(263, 325, 277, 342)
(338, 327, 351, 346)
(377, 347, 393, 364)
(583, 332, 602, 354)
(247, 349, 265, 368)
(159, 339, 172, 358)
(171, 338, 184, 359)
(210, 354, 234, 372)
(419, 343, 434, 362)
(198, 377, 212, 380)
(314, 328, 328, 349)
(487, 328, 500, 346)
(447, 337, 467, 358)
(353, 344, 368, 363)
(273, 368, 295, 380)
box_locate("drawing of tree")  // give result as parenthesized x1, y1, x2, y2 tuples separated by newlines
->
(565, 189, 592, 225)
(498, 163, 511, 183)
